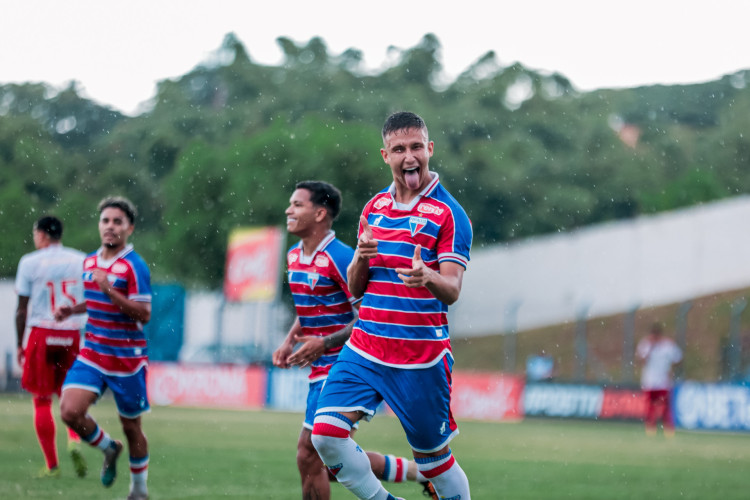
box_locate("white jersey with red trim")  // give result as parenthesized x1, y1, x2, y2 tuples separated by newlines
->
(637, 336, 682, 390)
(347, 173, 472, 368)
(15, 244, 86, 331)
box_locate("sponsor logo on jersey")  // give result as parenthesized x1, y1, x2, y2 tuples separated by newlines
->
(307, 272, 320, 289)
(409, 216, 428, 236)
(46, 336, 75, 346)
(418, 202, 444, 216)
(84, 257, 97, 268)
(288, 253, 299, 264)
(314, 255, 330, 268)
(112, 262, 128, 274)
(373, 215, 384, 226)
(374, 197, 392, 210)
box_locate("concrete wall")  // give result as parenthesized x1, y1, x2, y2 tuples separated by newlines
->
(452, 195, 750, 337)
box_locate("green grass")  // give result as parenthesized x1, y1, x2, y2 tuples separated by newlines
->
(1, 393, 750, 499)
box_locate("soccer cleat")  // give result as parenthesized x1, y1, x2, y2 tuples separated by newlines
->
(100, 440, 123, 487)
(68, 441, 88, 478)
(421, 481, 439, 500)
(36, 466, 61, 479)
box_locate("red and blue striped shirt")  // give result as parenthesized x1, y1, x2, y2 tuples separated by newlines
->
(348, 173, 472, 368)
(287, 231, 357, 382)
(79, 244, 152, 375)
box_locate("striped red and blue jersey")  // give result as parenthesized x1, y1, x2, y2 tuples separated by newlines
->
(348, 173, 472, 368)
(78, 244, 152, 375)
(287, 231, 357, 382)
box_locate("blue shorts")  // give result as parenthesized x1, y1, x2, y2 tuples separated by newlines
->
(304, 380, 324, 430)
(63, 360, 150, 418)
(315, 346, 459, 453)
(305, 379, 360, 431)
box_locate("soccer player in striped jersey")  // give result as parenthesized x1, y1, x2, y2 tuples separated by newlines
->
(56, 197, 152, 500)
(311, 112, 473, 500)
(273, 181, 436, 499)
(15, 215, 88, 479)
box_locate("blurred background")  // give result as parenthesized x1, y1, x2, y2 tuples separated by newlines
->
(2, 29, 750, 431)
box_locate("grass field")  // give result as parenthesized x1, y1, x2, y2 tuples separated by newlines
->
(1, 393, 749, 499)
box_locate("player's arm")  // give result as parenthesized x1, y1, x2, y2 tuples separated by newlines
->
(396, 245, 465, 305)
(15, 295, 29, 364)
(347, 215, 377, 299)
(272, 317, 303, 369)
(288, 306, 360, 367)
(55, 302, 87, 321)
(93, 269, 151, 323)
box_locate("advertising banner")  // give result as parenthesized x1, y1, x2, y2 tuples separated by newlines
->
(523, 383, 646, 421)
(148, 363, 266, 408)
(452, 372, 524, 421)
(224, 226, 284, 302)
(523, 383, 603, 419)
(266, 367, 311, 412)
(674, 382, 750, 431)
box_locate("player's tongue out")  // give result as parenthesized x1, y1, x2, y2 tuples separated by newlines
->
(404, 167, 420, 190)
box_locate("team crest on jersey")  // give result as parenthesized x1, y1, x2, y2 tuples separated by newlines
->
(374, 197, 392, 210)
(327, 463, 343, 477)
(307, 272, 320, 289)
(417, 202, 444, 216)
(314, 255, 330, 268)
(409, 216, 428, 236)
(112, 262, 128, 274)
(288, 253, 299, 265)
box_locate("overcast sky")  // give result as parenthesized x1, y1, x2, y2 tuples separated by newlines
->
(2, 0, 748, 115)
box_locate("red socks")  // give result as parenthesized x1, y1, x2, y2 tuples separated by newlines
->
(33, 397, 58, 469)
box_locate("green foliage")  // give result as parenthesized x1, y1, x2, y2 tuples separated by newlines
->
(1, 34, 749, 287)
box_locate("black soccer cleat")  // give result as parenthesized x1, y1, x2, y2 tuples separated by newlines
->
(420, 481, 439, 499)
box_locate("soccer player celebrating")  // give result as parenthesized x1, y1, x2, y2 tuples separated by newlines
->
(273, 180, 437, 499)
(311, 112, 473, 500)
(56, 196, 152, 500)
(15, 215, 88, 478)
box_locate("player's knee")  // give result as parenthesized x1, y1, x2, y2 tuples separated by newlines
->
(311, 414, 353, 455)
(296, 440, 321, 470)
(59, 398, 82, 426)
(310, 432, 336, 458)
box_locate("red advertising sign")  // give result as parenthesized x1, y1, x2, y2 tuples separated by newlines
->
(224, 226, 284, 302)
(147, 363, 267, 408)
(452, 372, 524, 422)
(600, 387, 647, 420)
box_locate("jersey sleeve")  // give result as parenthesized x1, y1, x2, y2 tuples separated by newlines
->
(436, 205, 472, 269)
(14, 255, 32, 297)
(328, 243, 356, 303)
(127, 257, 152, 303)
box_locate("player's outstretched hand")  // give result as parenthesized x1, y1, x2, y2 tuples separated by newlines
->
(396, 244, 432, 288)
(357, 215, 378, 260)
(287, 335, 325, 368)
